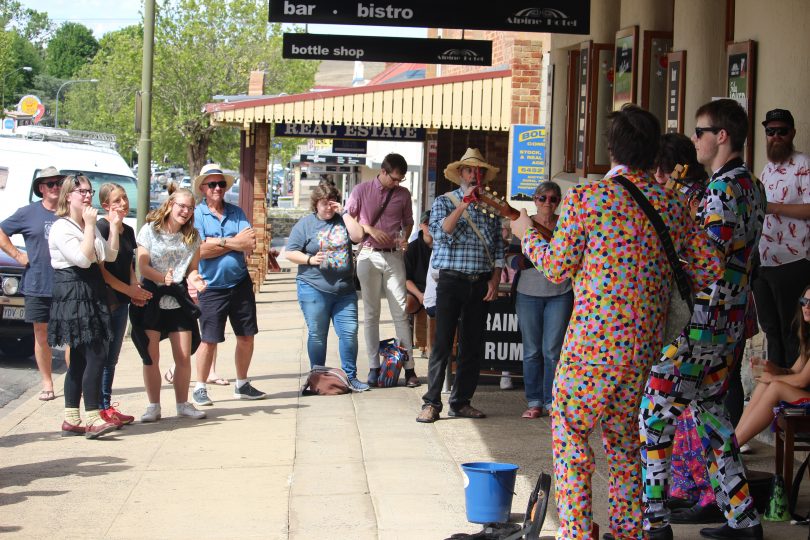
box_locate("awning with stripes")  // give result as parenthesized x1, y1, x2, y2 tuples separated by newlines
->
(205, 69, 512, 131)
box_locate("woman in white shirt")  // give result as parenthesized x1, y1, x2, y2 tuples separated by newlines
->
(48, 175, 120, 439)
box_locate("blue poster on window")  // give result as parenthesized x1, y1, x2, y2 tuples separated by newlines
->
(509, 125, 548, 201)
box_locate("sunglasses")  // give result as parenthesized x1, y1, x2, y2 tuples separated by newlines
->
(800, 297, 810, 307)
(765, 126, 791, 137)
(206, 180, 227, 189)
(694, 126, 721, 139)
(41, 180, 63, 189)
(534, 195, 559, 203)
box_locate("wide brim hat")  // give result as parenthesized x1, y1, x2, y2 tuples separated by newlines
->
(31, 166, 64, 199)
(193, 163, 235, 196)
(443, 148, 499, 184)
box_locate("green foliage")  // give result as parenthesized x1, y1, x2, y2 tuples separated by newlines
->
(45, 22, 99, 78)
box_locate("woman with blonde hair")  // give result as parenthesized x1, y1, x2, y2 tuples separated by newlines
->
(48, 175, 121, 439)
(132, 184, 207, 422)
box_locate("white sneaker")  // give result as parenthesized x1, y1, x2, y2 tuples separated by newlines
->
(176, 401, 206, 419)
(500, 375, 514, 390)
(141, 404, 161, 423)
(739, 443, 752, 454)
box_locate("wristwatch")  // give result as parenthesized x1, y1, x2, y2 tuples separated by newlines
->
(218, 237, 226, 248)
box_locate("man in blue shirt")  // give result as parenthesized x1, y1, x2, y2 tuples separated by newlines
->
(416, 148, 504, 423)
(0, 166, 64, 401)
(191, 164, 266, 406)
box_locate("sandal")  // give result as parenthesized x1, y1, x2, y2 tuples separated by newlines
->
(206, 376, 229, 386)
(163, 367, 174, 384)
(38, 390, 56, 401)
(521, 407, 543, 419)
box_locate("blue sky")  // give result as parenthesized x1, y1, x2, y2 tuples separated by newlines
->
(23, 0, 426, 38)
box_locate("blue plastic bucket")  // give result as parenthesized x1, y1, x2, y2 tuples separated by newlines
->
(461, 462, 519, 524)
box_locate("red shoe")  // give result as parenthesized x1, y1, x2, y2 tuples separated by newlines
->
(99, 408, 124, 429)
(61, 420, 85, 437)
(85, 419, 118, 439)
(106, 404, 135, 425)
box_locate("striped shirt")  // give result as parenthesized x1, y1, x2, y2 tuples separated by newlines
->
(429, 188, 504, 275)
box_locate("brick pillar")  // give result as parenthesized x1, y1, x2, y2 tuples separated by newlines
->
(511, 40, 544, 125)
(247, 124, 269, 290)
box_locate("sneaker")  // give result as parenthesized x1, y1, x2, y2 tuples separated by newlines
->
(348, 378, 370, 392)
(99, 408, 124, 429)
(233, 381, 267, 400)
(106, 404, 135, 425)
(193, 387, 214, 406)
(141, 404, 161, 423)
(500, 375, 514, 390)
(176, 401, 206, 419)
(367, 368, 380, 386)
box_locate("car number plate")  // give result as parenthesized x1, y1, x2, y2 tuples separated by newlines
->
(2, 306, 25, 320)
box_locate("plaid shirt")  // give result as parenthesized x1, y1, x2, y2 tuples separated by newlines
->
(429, 188, 504, 275)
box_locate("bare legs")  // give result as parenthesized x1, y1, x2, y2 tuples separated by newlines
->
(735, 381, 810, 445)
(143, 329, 193, 404)
(32, 322, 53, 392)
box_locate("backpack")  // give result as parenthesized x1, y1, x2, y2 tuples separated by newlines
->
(377, 338, 407, 388)
(301, 366, 351, 396)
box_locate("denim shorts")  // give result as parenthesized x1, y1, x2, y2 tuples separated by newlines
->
(24, 295, 51, 323)
(197, 276, 258, 343)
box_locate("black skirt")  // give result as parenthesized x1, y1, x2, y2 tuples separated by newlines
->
(48, 265, 113, 348)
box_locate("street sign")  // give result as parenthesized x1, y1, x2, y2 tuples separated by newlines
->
(300, 153, 367, 165)
(270, 1, 590, 34)
(283, 33, 492, 65)
(275, 123, 426, 141)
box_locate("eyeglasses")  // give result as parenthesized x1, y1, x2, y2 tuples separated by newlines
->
(694, 126, 722, 139)
(206, 181, 227, 189)
(42, 180, 63, 189)
(765, 126, 791, 137)
(72, 188, 95, 197)
(387, 171, 405, 182)
(800, 297, 810, 307)
(174, 202, 194, 212)
(534, 195, 560, 203)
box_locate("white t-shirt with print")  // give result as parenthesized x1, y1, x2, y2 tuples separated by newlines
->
(759, 152, 810, 266)
(137, 223, 200, 309)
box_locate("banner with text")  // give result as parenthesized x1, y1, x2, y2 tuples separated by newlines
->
(275, 123, 426, 141)
(509, 124, 548, 201)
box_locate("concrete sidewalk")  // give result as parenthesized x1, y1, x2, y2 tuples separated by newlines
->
(0, 268, 805, 539)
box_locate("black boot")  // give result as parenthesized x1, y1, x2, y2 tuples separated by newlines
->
(646, 525, 673, 540)
(670, 502, 725, 524)
(699, 523, 763, 539)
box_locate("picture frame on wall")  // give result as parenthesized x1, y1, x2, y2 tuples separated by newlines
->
(665, 51, 686, 134)
(641, 31, 672, 129)
(726, 40, 756, 166)
(612, 26, 638, 111)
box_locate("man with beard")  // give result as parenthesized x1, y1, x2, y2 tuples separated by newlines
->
(416, 148, 503, 423)
(752, 108, 810, 368)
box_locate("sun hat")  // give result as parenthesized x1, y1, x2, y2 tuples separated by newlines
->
(31, 166, 64, 199)
(443, 148, 500, 184)
(193, 163, 235, 196)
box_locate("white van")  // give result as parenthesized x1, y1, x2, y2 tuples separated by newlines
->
(0, 126, 139, 235)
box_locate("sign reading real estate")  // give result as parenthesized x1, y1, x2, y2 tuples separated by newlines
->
(275, 123, 426, 141)
(283, 33, 492, 65)
(509, 124, 548, 200)
(270, 1, 590, 34)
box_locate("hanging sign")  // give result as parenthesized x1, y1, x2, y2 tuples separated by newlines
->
(283, 33, 492, 65)
(275, 123, 426, 141)
(270, 0, 590, 34)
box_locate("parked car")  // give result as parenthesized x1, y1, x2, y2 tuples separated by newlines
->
(0, 249, 33, 357)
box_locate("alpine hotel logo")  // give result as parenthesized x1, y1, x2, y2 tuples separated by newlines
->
(508, 7, 578, 28)
(438, 48, 485, 65)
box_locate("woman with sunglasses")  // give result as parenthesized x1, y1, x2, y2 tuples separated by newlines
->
(735, 286, 810, 446)
(510, 182, 573, 418)
(48, 175, 121, 439)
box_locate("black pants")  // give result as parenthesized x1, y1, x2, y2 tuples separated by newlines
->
(752, 258, 810, 368)
(64, 341, 108, 411)
(422, 272, 489, 411)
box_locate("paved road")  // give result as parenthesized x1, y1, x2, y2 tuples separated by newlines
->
(0, 348, 66, 410)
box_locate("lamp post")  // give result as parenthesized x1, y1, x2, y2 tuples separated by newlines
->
(54, 78, 99, 128)
(1, 66, 33, 111)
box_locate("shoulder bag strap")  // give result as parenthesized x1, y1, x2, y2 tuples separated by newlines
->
(445, 192, 494, 267)
(613, 176, 692, 304)
(359, 187, 396, 242)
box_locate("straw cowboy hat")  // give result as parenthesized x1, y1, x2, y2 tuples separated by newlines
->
(193, 163, 235, 196)
(443, 148, 500, 184)
(31, 166, 65, 199)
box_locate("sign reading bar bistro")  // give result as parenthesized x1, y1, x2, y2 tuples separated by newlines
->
(283, 33, 492, 65)
(269, 0, 590, 35)
(275, 123, 426, 141)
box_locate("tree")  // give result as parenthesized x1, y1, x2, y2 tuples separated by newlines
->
(45, 22, 98, 78)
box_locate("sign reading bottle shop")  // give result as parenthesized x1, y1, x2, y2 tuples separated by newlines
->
(269, 1, 590, 34)
(283, 33, 492, 65)
(274, 123, 426, 141)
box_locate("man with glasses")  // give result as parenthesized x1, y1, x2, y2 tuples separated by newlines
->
(191, 163, 265, 406)
(752, 108, 810, 369)
(0, 166, 64, 401)
(344, 153, 420, 387)
(640, 99, 766, 540)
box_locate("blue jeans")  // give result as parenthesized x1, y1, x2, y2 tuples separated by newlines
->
(515, 290, 573, 409)
(99, 303, 129, 409)
(297, 281, 359, 379)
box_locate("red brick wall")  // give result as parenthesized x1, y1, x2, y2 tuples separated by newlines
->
(511, 40, 543, 125)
